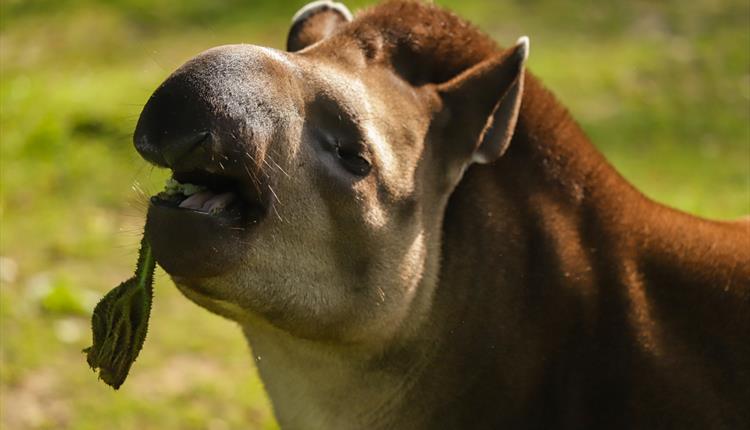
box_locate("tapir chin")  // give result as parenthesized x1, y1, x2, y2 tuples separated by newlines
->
(133, 1, 750, 428)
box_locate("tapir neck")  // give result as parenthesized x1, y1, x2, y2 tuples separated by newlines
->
(421, 73, 750, 427)
(241, 306, 443, 429)
(243, 74, 749, 429)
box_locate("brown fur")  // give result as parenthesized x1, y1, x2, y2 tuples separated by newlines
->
(135, 1, 750, 428)
(327, 1, 750, 427)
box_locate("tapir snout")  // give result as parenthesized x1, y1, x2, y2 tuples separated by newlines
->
(135, 45, 303, 279)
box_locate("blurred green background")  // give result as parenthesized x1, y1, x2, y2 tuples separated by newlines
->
(1, 0, 748, 429)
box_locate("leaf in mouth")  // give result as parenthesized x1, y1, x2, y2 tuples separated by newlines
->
(83, 235, 155, 389)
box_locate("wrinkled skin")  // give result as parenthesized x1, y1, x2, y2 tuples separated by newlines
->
(134, 1, 750, 429)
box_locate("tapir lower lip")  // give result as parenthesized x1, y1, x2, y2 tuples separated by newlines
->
(145, 198, 258, 279)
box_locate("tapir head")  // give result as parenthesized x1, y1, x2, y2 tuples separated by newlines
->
(135, 1, 528, 342)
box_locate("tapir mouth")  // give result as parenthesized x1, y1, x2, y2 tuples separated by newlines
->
(145, 168, 268, 279)
(151, 170, 265, 219)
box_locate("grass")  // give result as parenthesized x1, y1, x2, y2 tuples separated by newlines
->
(1, 0, 748, 429)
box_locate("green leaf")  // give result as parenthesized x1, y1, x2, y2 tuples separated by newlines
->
(84, 236, 155, 389)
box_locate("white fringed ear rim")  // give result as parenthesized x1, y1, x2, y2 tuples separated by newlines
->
(516, 36, 530, 63)
(291, 1, 353, 24)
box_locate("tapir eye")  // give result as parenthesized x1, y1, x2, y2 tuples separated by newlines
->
(334, 141, 372, 176)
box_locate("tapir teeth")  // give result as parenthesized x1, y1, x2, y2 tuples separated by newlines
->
(178, 189, 237, 213)
(179, 190, 216, 210)
(203, 192, 237, 214)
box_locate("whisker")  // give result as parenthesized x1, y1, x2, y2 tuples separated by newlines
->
(149, 52, 167, 72)
(131, 181, 150, 201)
(267, 184, 285, 223)
(242, 162, 263, 196)
(244, 150, 257, 163)
(261, 157, 275, 174)
(267, 153, 291, 179)
(267, 184, 281, 205)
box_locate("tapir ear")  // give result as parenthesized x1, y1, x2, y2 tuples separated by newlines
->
(437, 36, 529, 164)
(287, 1, 353, 52)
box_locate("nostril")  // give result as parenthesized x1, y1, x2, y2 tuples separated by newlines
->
(134, 133, 168, 167)
(133, 75, 213, 168)
(161, 131, 210, 167)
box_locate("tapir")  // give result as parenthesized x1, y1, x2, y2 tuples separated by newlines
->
(134, 1, 750, 428)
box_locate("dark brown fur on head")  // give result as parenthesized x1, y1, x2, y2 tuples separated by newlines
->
(339, 0, 499, 83)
